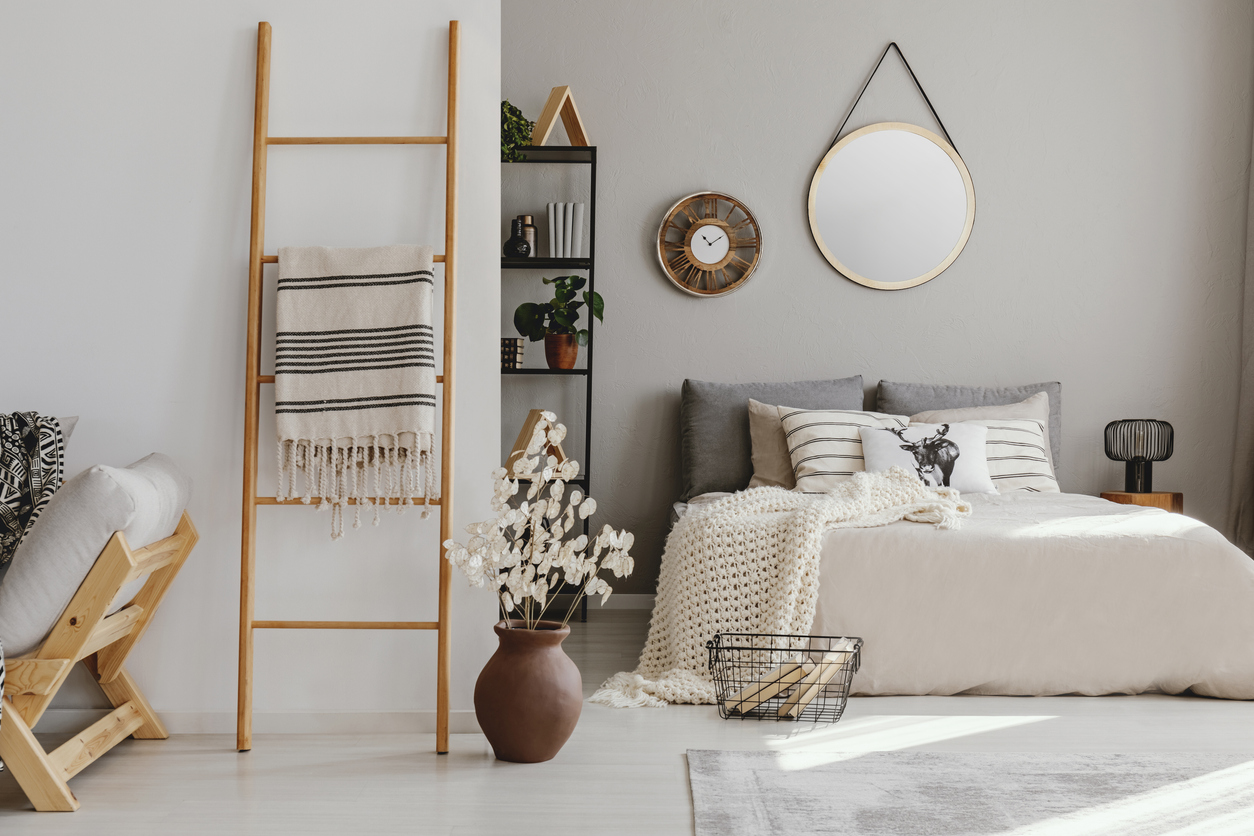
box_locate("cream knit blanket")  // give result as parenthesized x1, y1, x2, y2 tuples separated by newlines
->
(590, 467, 971, 707)
(275, 245, 437, 539)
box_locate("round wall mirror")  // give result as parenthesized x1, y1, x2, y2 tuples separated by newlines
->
(808, 122, 975, 290)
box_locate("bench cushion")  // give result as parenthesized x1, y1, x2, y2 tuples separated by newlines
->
(0, 453, 191, 656)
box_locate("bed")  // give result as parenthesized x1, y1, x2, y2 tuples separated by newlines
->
(672, 378, 1254, 699)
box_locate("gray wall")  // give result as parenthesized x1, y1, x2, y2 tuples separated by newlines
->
(503, 0, 1254, 594)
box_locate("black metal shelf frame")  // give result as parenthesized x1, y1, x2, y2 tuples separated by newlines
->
(502, 145, 597, 620)
(502, 257, 592, 270)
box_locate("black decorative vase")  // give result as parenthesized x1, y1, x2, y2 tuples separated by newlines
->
(504, 218, 531, 258)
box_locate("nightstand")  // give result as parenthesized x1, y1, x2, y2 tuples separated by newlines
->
(1100, 491, 1183, 514)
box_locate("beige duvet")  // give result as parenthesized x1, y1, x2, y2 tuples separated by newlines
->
(807, 492, 1254, 699)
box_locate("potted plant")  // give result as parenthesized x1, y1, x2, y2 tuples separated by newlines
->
(443, 412, 634, 763)
(513, 275, 604, 370)
(501, 100, 533, 162)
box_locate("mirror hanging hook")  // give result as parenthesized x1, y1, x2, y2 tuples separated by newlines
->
(830, 42, 958, 153)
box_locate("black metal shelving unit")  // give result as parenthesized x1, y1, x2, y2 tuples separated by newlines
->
(502, 145, 597, 621)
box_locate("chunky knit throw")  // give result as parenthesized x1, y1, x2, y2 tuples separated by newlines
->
(590, 467, 971, 707)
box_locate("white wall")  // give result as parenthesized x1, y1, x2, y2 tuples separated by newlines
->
(502, 0, 1254, 594)
(1, 1, 500, 730)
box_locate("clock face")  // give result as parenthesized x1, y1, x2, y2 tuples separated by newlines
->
(657, 192, 762, 297)
(690, 223, 730, 264)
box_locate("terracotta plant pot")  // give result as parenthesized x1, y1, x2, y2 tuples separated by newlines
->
(544, 333, 579, 370)
(474, 619, 582, 763)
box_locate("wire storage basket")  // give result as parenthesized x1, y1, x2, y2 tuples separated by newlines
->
(707, 633, 862, 723)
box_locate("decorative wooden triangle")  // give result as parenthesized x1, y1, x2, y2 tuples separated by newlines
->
(530, 85, 590, 147)
(505, 408, 569, 481)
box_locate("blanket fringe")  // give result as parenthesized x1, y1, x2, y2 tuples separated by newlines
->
(276, 434, 437, 539)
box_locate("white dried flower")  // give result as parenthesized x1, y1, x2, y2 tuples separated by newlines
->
(442, 422, 637, 627)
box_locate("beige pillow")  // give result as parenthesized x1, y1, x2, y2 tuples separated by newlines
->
(910, 392, 1056, 469)
(778, 407, 910, 493)
(747, 399, 795, 489)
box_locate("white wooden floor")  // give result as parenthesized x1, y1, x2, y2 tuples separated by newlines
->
(5, 610, 1254, 833)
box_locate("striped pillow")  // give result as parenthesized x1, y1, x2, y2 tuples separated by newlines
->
(957, 418, 1058, 493)
(778, 407, 909, 493)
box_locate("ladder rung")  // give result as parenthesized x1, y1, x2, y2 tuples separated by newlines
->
(256, 496, 441, 506)
(257, 374, 442, 384)
(260, 254, 445, 264)
(253, 620, 438, 630)
(267, 136, 446, 145)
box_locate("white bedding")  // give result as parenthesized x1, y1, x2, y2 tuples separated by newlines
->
(803, 491, 1254, 699)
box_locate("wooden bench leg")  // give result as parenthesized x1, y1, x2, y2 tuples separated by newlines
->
(88, 659, 168, 740)
(0, 696, 78, 812)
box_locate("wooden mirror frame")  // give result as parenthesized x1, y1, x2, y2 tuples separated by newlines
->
(808, 122, 976, 291)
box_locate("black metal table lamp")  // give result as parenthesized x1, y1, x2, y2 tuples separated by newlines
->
(1104, 419, 1173, 492)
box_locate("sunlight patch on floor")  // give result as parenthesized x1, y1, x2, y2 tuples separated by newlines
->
(997, 758, 1254, 836)
(767, 714, 1056, 771)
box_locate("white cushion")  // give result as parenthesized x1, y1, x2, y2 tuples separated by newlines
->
(778, 407, 909, 493)
(57, 415, 79, 440)
(861, 423, 996, 494)
(0, 453, 192, 656)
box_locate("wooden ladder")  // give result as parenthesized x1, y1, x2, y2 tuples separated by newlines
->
(237, 20, 459, 754)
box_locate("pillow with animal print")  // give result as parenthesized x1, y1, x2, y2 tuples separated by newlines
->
(859, 423, 997, 494)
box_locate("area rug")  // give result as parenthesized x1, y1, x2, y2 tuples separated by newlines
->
(687, 749, 1254, 836)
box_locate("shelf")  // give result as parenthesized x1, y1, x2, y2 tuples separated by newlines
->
(502, 257, 591, 270)
(502, 145, 595, 164)
(502, 368, 589, 376)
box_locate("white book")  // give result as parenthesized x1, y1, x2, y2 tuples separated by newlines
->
(547, 203, 556, 258)
(572, 203, 585, 259)
(563, 201, 574, 258)
(554, 202, 565, 259)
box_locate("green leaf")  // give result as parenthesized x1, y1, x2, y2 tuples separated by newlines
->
(576, 329, 590, 346)
(555, 287, 575, 303)
(569, 276, 587, 290)
(584, 290, 604, 322)
(552, 311, 575, 328)
(501, 100, 534, 163)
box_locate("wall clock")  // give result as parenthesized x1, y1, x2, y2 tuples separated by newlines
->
(656, 192, 762, 297)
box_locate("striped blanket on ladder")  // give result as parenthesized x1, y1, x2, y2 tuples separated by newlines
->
(275, 246, 438, 539)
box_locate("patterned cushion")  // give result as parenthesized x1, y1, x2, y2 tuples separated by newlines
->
(778, 407, 909, 493)
(861, 423, 997, 494)
(958, 418, 1059, 493)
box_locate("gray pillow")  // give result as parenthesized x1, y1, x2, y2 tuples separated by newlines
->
(875, 380, 1062, 468)
(680, 377, 863, 500)
(0, 453, 192, 656)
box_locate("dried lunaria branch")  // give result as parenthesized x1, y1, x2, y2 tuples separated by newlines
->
(442, 411, 635, 629)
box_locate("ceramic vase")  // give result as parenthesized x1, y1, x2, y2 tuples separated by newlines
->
(474, 619, 582, 763)
(544, 333, 578, 369)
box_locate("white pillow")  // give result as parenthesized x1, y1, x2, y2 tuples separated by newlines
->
(861, 423, 996, 493)
(956, 418, 1058, 493)
(56, 415, 79, 440)
(0, 453, 192, 656)
(778, 407, 909, 493)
